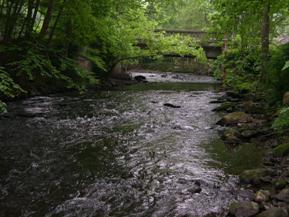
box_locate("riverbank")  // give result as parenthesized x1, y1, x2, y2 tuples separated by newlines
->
(214, 90, 289, 217)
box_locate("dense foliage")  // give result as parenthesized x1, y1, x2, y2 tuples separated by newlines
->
(211, 0, 289, 94)
(272, 107, 289, 132)
(0, 0, 206, 112)
(210, 0, 289, 132)
(0, 0, 289, 116)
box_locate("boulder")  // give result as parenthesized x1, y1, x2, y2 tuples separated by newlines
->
(134, 75, 147, 83)
(229, 201, 259, 217)
(240, 129, 259, 139)
(240, 169, 269, 185)
(283, 92, 289, 106)
(273, 178, 288, 190)
(163, 103, 181, 108)
(274, 188, 289, 202)
(243, 101, 263, 114)
(256, 207, 288, 217)
(213, 102, 235, 112)
(222, 128, 241, 144)
(217, 112, 253, 126)
(187, 185, 202, 194)
(255, 190, 270, 203)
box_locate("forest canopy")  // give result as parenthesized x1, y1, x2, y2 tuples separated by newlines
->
(0, 0, 289, 112)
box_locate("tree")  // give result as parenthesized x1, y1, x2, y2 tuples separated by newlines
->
(211, 0, 289, 83)
(0, 0, 206, 101)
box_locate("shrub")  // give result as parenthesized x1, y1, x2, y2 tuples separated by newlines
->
(272, 107, 289, 131)
(2, 40, 98, 94)
(0, 66, 25, 115)
(0, 66, 25, 98)
(213, 48, 260, 92)
(269, 43, 289, 102)
(0, 101, 7, 114)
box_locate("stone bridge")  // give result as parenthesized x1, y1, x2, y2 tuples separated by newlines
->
(156, 29, 224, 59)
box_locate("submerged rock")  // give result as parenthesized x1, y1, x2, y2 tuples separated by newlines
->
(256, 207, 288, 217)
(229, 201, 259, 217)
(163, 103, 181, 108)
(187, 185, 202, 194)
(217, 112, 253, 126)
(240, 169, 269, 185)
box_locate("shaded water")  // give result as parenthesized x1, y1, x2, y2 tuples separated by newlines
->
(0, 72, 263, 217)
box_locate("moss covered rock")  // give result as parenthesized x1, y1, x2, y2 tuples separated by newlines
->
(222, 128, 241, 144)
(257, 208, 288, 217)
(274, 188, 289, 202)
(273, 144, 289, 157)
(240, 169, 269, 185)
(273, 178, 288, 189)
(218, 112, 253, 126)
(229, 201, 259, 217)
(213, 101, 235, 112)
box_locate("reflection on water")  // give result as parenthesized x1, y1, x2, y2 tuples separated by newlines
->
(0, 74, 263, 217)
(204, 139, 264, 175)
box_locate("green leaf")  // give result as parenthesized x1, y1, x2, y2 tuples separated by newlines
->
(282, 61, 289, 71)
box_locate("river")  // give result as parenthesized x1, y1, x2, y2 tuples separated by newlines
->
(0, 71, 264, 217)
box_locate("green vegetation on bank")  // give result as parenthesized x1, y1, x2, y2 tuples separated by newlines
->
(211, 0, 289, 133)
(0, 0, 289, 126)
(0, 0, 207, 113)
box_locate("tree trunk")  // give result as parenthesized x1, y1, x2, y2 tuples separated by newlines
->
(40, 0, 54, 38)
(260, 0, 270, 83)
(48, 0, 66, 44)
(22, 0, 34, 37)
(3, 0, 15, 41)
(5, 0, 24, 41)
(30, 0, 40, 32)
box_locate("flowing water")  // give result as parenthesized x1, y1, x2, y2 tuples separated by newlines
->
(0, 72, 264, 217)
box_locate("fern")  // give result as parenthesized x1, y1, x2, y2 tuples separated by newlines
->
(0, 67, 25, 98)
(5, 41, 98, 92)
(82, 48, 107, 71)
(283, 61, 289, 71)
(8, 46, 63, 80)
(272, 107, 289, 131)
(58, 57, 99, 91)
(0, 100, 7, 114)
(0, 67, 25, 114)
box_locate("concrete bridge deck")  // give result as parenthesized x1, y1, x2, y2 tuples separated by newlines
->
(156, 29, 224, 59)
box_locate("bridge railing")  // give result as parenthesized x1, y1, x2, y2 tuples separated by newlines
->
(155, 29, 224, 45)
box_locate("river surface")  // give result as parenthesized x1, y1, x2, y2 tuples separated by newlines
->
(0, 72, 264, 217)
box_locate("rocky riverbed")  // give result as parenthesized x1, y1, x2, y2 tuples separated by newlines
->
(214, 91, 289, 217)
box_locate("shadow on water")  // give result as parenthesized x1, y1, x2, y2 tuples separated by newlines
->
(203, 139, 265, 175)
(0, 73, 264, 217)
